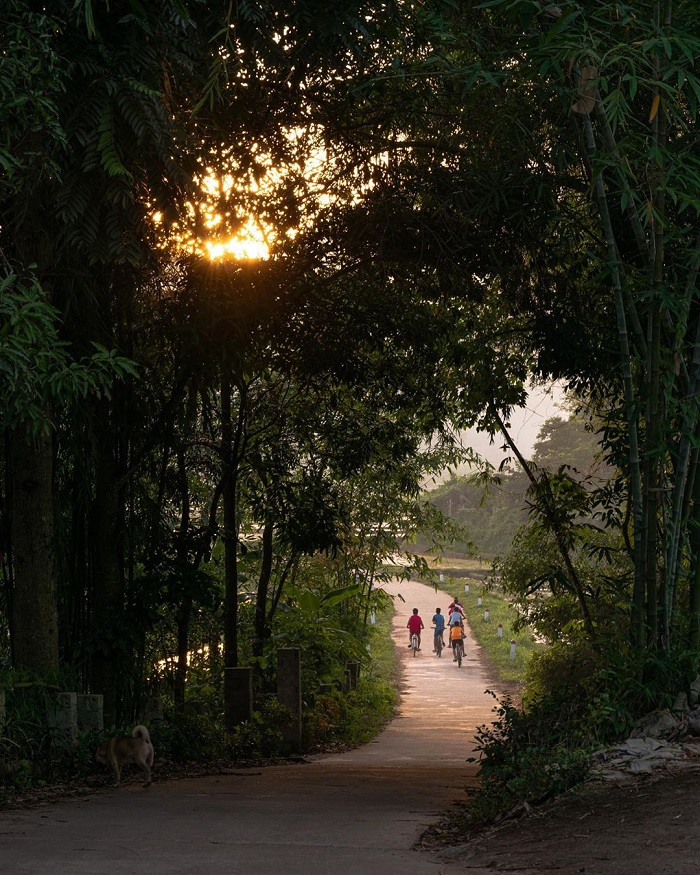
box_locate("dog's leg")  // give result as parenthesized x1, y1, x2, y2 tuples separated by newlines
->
(137, 756, 152, 787)
(134, 747, 153, 787)
(143, 741, 154, 786)
(108, 737, 121, 786)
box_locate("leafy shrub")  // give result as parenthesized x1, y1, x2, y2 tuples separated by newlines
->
(152, 712, 226, 763)
(0, 671, 101, 797)
(467, 692, 590, 826)
(467, 636, 700, 827)
(153, 695, 289, 763)
(225, 698, 289, 760)
(303, 680, 396, 750)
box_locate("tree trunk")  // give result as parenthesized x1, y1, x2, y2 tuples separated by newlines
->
(9, 428, 59, 672)
(252, 519, 273, 659)
(581, 109, 646, 649)
(491, 406, 596, 639)
(89, 400, 123, 726)
(221, 379, 247, 729)
(643, 302, 661, 650)
(174, 597, 192, 712)
(688, 469, 700, 651)
(174, 448, 191, 712)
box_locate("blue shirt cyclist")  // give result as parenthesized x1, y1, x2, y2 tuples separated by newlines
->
(432, 608, 446, 648)
(449, 597, 465, 627)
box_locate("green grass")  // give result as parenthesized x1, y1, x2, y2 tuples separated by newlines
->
(364, 600, 401, 685)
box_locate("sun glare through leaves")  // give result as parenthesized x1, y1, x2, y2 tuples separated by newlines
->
(158, 124, 367, 263)
(204, 219, 270, 261)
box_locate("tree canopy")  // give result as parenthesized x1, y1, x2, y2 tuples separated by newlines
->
(2, 0, 700, 744)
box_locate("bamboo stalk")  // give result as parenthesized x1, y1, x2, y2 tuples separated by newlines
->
(581, 113, 645, 648)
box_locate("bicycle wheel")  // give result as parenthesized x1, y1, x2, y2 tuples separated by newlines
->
(435, 636, 442, 657)
(456, 642, 463, 668)
(412, 634, 418, 656)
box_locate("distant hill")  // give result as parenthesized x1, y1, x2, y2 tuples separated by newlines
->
(419, 416, 612, 559)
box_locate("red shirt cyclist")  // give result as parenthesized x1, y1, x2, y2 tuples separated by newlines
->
(406, 608, 425, 650)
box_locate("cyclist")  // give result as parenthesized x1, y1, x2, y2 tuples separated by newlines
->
(432, 607, 446, 651)
(406, 608, 424, 650)
(448, 599, 464, 630)
(448, 596, 465, 623)
(449, 622, 466, 662)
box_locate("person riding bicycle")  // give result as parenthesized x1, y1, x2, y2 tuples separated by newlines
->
(448, 596, 465, 624)
(432, 607, 445, 651)
(448, 599, 465, 630)
(406, 608, 424, 650)
(449, 622, 465, 661)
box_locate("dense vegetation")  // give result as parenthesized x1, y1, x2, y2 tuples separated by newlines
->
(3, 0, 700, 820)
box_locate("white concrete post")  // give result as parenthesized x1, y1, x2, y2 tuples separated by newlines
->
(76, 694, 103, 732)
(48, 692, 78, 743)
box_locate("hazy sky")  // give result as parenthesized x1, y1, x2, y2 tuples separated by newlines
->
(464, 382, 566, 467)
(426, 382, 566, 486)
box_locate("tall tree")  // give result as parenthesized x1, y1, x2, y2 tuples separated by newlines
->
(431, 0, 700, 658)
(1, 1, 221, 713)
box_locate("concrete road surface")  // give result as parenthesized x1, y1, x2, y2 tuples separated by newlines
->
(0, 579, 498, 875)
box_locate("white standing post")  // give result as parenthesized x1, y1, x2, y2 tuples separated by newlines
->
(477, 596, 482, 607)
(510, 639, 517, 660)
(498, 623, 503, 639)
(465, 584, 470, 593)
(484, 609, 490, 622)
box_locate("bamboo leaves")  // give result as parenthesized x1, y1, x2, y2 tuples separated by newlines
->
(0, 274, 137, 435)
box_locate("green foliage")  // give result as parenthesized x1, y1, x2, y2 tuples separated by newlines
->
(468, 692, 591, 825)
(0, 669, 97, 798)
(467, 627, 700, 824)
(8, 0, 700, 826)
(423, 416, 611, 560)
(299, 589, 398, 749)
(523, 641, 602, 710)
(0, 2, 67, 191)
(152, 696, 288, 764)
(0, 272, 138, 435)
(303, 681, 396, 750)
(496, 520, 631, 644)
(523, 637, 698, 747)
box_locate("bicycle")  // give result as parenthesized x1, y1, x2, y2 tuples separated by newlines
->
(433, 628, 443, 657)
(411, 632, 419, 656)
(453, 638, 464, 668)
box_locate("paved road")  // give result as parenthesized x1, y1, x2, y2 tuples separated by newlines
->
(0, 579, 497, 875)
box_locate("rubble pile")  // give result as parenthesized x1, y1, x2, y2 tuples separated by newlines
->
(589, 676, 700, 783)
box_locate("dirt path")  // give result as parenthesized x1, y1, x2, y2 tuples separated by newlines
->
(0, 580, 497, 875)
(453, 771, 700, 875)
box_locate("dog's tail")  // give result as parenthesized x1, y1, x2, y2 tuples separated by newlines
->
(131, 725, 151, 743)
